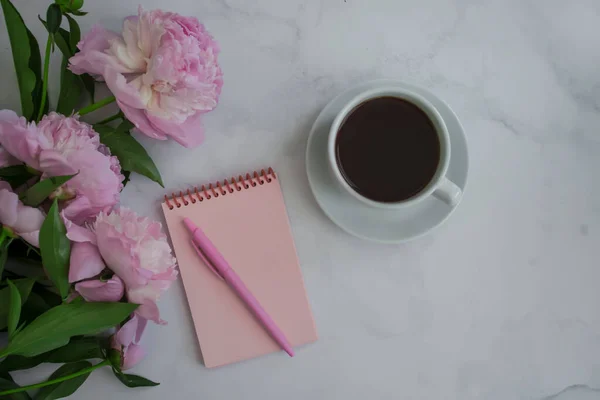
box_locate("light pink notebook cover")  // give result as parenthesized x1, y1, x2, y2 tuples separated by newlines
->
(161, 169, 317, 368)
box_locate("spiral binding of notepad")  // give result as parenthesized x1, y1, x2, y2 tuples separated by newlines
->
(163, 168, 277, 210)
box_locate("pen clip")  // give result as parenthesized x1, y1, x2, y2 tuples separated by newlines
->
(190, 239, 224, 281)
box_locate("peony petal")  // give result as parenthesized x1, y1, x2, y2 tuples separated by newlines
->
(122, 343, 145, 370)
(38, 150, 78, 176)
(64, 149, 122, 209)
(0, 110, 42, 168)
(61, 196, 96, 225)
(19, 231, 40, 247)
(147, 112, 205, 148)
(112, 18, 146, 72)
(117, 102, 169, 141)
(69, 25, 132, 76)
(115, 314, 138, 347)
(127, 282, 161, 304)
(0, 182, 45, 247)
(13, 203, 46, 233)
(131, 298, 165, 325)
(95, 233, 149, 288)
(135, 317, 147, 343)
(151, 266, 178, 283)
(103, 68, 147, 109)
(75, 275, 124, 302)
(62, 213, 97, 244)
(69, 242, 105, 282)
(0, 181, 11, 192)
(0, 184, 19, 227)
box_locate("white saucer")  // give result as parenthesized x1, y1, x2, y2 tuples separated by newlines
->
(306, 80, 469, 243)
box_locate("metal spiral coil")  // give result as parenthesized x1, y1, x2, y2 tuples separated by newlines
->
(164, 167, 276, 210)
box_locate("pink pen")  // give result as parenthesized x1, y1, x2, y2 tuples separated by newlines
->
(183, 218, 295, 357)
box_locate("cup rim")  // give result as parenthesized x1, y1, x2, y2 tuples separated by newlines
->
(327, 87, 451, 209)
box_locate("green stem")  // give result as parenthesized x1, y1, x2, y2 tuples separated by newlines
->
(0, 360, 110, 396)
(95, 112, 123, 125)
(0, 229, 8, 247)
(77, 96, 116, 116)
(36, 35, 53, 122)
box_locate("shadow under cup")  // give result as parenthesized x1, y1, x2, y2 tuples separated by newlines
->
(331, 92, 450, 206)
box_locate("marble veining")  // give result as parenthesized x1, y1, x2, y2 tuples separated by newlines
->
(1, 0, 600, 399)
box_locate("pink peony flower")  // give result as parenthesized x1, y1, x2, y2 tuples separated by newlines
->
(65, 208, 177, 324)
(0, 181, 45, 246)
(111, 314, 147, 370)
(0, 110, 124, 224)
(69, 8, 223, 148)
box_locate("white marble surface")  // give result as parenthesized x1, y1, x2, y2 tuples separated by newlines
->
(2, 0, 600, 399)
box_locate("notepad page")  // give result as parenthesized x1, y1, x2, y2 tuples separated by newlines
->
(161, 174, 317, 367)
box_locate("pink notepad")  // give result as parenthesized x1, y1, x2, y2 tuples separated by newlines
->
(161, 168, 317, 368)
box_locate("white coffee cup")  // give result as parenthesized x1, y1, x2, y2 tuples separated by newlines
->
(327, 87, 462, 209)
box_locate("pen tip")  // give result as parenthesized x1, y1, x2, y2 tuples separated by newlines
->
(183, 218, 196, 233)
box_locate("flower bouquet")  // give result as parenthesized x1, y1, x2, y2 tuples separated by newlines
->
(0, 0, 222, 397)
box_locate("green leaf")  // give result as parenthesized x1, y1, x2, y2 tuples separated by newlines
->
(68, 295, 85, 305)
(46, 337, 103, 363)
(28, 30, 47, 118)
(38, 21, 68, 61)
(116, 119, 134, 132)
(0, 237, 13, 279)
(0, 376, 32, 400)
(112, 370, 160, 388)
(0, 0, 43, 120)
(67, 9, 86, 16)
(20, 174, 74, 207)
(0, 278, 35, 330)
(13, 322, 26, 337)
(50, 26, 71, 58)
(0, 353, 47, 373)
(6, 280, 21, 339)
(34, 361, 92, 400)
(95, 125, 164, 187)
(80, 74, 95, 102)
(31, 284, 62, 308)
(56, 56, 82, 115)
(46, 4, 62, 35)
(0, 337, 102, 373)
(39, 200, 71, 299)
(0, 165, 36, 189)
(64, 14, 79, 52)
(0, 302, 138, 358)
(20, 291, 51, 325)
(47, 26, 82, 115)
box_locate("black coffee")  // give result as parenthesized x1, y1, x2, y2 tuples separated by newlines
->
(335, 97, 440, 203)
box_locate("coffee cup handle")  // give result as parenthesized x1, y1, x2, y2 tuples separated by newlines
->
(433, 177, 462, 207)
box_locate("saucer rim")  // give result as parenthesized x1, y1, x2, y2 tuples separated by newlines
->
(305, 79, 469, 244)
